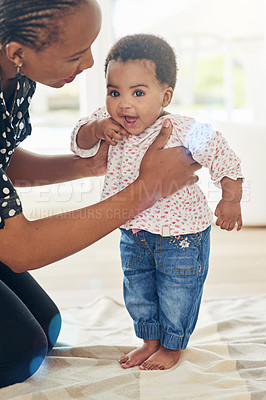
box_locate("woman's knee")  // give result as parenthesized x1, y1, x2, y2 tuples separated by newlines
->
(47, 311, 62, 351)
(0, 323, 49, 388)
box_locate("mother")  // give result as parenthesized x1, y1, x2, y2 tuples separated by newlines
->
(0, 0, 200, 388)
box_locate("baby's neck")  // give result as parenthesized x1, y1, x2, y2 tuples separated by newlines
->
(159, 110, 169, 118)
(158, 110, 170, 120)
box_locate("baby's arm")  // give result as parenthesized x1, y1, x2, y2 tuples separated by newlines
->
(182, 121, 244, 231)
(215, 177, 243, 231)
(77, 117, 130, 148)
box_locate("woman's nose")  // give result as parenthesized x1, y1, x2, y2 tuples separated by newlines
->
(79, 48, 94, 71)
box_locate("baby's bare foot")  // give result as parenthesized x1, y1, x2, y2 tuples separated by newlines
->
(139, 346, 181, 370)
(119, 340, 160, 369)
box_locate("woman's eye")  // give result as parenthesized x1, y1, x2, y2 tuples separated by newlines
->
(134, 90, 144, 97)
(110, 90, 120, 97)
(69, 57, 81, 62)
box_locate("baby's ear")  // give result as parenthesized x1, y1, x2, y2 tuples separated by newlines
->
(162, 87, 174, 107)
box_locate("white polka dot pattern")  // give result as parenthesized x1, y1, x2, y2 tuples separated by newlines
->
(0, 75, 35, 228)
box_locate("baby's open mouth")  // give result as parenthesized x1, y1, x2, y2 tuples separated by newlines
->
(123, 116, 138, 126)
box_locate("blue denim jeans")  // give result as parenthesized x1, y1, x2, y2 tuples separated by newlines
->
(120, 226, 211, 350)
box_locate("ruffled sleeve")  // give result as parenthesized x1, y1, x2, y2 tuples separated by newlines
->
(0, 169, 22, 229)
(70, 106, 110, 158)
(181, 121, 244, 186)
(70, 116, 101, 158)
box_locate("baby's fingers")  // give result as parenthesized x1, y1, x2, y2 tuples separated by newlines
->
(217, 218, 242, 231)
(215, 214, 230, 230)
(220, 220, 230, 230)
(119, 127, 131, 139)
(110, 129, 130, 143)
(111, 120, 131, 139)
(227, 220, 237, 231)
(112, 131, 124, 141)
(215, 214, 223, 228)
(236, 216, 243, 231)
(105, 135, 118, 146)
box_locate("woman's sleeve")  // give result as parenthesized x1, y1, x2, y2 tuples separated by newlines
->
(184, 122, 244, 186)
(0, 169, 22, 229)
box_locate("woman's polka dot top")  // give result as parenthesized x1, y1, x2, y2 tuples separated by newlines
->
(0, 75, 36, 229)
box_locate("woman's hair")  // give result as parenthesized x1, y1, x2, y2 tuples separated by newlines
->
(105, 34, 177, 90)
(0, 0, 88, 51)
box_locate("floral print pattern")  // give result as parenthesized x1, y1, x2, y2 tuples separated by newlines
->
(71, 106, 243, 236)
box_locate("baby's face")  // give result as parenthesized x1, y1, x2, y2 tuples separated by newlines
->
(105, 59, 172, 135)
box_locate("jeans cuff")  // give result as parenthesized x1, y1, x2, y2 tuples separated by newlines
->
(160, 330, 190, 350)
(134, 323, 161, 340)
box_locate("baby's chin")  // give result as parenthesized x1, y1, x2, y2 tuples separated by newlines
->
(127, 129, 146, 136)
(125, 116, 162, 136)
(122, 123, 150, 136)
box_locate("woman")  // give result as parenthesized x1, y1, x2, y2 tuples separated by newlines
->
(0, 0, 200, 387)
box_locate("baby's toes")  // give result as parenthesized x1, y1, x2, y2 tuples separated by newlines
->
(139, 361, 150, 370)
(118, 355, 129, 364)
(150, 363, 164, 370)
(120, 358, 136, 369)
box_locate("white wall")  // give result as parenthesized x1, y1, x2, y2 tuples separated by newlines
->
(79, 0, 114, 116)
(213, 121, 266, 225)
(23, 1, 266, 226)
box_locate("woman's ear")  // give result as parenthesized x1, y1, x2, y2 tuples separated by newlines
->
(5, 42, 25, 67)
(162, 87, 174, 107)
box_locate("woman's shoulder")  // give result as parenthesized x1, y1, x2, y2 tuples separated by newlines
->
(19, 76, 36, 98)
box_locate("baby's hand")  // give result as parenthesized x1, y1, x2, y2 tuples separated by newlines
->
(95, 117, 130, 146)
(214, 199, 242, 231)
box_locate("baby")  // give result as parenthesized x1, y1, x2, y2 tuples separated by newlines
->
(71, 34, 243, 370)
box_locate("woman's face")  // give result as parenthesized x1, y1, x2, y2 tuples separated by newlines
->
(19, 0, 102, 88)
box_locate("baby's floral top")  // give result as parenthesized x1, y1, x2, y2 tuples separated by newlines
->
(71, 107, 243, 235)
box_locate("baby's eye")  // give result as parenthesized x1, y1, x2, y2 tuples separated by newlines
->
(134, 90, 144, 97)
(110, 90, 120, 97)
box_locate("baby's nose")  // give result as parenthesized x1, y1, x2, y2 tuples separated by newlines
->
(118, 99, 132, 109)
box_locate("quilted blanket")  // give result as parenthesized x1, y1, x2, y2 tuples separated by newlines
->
(1, 295, 266, 399)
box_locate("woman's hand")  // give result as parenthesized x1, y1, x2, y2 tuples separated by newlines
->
(138, 119, 201, 201)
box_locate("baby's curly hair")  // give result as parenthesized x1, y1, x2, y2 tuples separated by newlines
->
(104, 34, 177, 90)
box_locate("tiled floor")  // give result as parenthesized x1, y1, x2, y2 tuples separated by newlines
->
(31, 225, 266, 308)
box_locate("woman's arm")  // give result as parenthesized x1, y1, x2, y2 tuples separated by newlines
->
(6, 143, 109, 186)
(0, 122, 201, 273)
